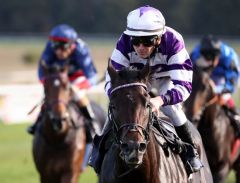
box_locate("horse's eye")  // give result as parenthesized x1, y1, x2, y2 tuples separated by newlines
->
(120, 143, 129, 153)
(110, 103, 116, 110)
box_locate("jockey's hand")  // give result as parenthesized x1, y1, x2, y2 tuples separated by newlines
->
(217, 95, 226, 106)
(150, 96, 164, 116)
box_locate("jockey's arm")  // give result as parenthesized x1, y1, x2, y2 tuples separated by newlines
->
(88, 75, 98, 86)
(150, 96, 164, 116)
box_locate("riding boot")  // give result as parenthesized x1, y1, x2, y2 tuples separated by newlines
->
(88, 119, 112, 174)
(79, 104, 101, 141)
(175, 122, 203, 174)
(27, 112, 42, 135)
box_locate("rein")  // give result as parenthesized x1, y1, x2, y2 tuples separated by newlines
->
(108, 104, 153, 145)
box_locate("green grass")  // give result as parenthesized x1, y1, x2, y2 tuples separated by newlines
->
(0, 122, 237, 183)
(0, 123, 98, 183)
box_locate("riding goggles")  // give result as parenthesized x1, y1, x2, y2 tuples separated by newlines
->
(51, 40, 72, 50)
(131, 36, 158, 47)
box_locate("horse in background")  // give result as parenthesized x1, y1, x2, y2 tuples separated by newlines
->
(98, 60, 213, 183)
(32, 64, 106, 183)
(184, 65, 240, 183)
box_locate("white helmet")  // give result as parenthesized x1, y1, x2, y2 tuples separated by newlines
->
(124, 6, 166, 37)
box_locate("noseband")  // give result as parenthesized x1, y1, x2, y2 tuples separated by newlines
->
(45, 100, 70, 121)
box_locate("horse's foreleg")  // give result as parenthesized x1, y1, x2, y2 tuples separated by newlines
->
(40, 175, 59, 183)
(61, 173, 72, 183)
(236, 171, 240, 183)
(212, 164, 230, 183)
(61, 172, 79, 183)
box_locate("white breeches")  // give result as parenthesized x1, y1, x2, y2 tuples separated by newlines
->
(151, 77, 188, 127)
(71, 84, 87, 101)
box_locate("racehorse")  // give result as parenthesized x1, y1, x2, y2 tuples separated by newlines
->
(32, 64, 106, 183)
(184, 66, 240, 183)
(99, 60, 213, 183)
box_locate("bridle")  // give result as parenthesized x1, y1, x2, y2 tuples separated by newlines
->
(108, 82, 154, 153)
(43, 73, 77, 130)
(44, 100, 70, 121)
(108, 82, 154, 177)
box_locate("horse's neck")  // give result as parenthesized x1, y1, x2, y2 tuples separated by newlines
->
(200, 103, 234, 147)
(199, 104, 235, 170)
(201, 104, 220, 127)
(144, 133, 160, 174)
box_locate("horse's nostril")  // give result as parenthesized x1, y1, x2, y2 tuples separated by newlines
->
(139, 142, 146, 152)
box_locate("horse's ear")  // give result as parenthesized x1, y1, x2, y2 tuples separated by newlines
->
(139, 58, 151, 83)
(107, 58, 118, 83)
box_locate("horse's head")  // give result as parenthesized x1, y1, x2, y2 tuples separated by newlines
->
(42, 63, 71, 132)
(184, 65, 216, 124)
(107, 60, 153, 168)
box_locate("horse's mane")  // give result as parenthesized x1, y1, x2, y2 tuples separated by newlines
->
(192, 65, 211, 91)
(117, 64, 154, 84)
(118, 66, 142, 82)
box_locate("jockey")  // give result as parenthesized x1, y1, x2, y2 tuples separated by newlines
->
(89, 5, 203, 174)
(27, 24, 100, 169)
(191, 34, 240, 137)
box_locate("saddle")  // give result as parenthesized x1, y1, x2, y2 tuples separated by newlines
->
(151, 116, 185, 155)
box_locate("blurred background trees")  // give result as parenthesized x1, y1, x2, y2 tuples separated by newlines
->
(0, 0, 239, 36)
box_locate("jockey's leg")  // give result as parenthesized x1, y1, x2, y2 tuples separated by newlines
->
(227, 109, 240, 137)
(175, 122, 204, 173)
(161, 104, 203, 174)
(27, 110, 42, 135)
(77, 97, 101, 138)
(218, 93, 240, 137)
(223, 95, 240, 137)
(88, 118, 112, 174)
(75, 97, 103, 171)
(71, 85, 101, 140)
(71, 86, 102, 171)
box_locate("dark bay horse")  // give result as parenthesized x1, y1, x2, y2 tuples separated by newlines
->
(99, 61, 213, 183)
(32, 64, 106, 183)
(184, 66, 240, 183)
